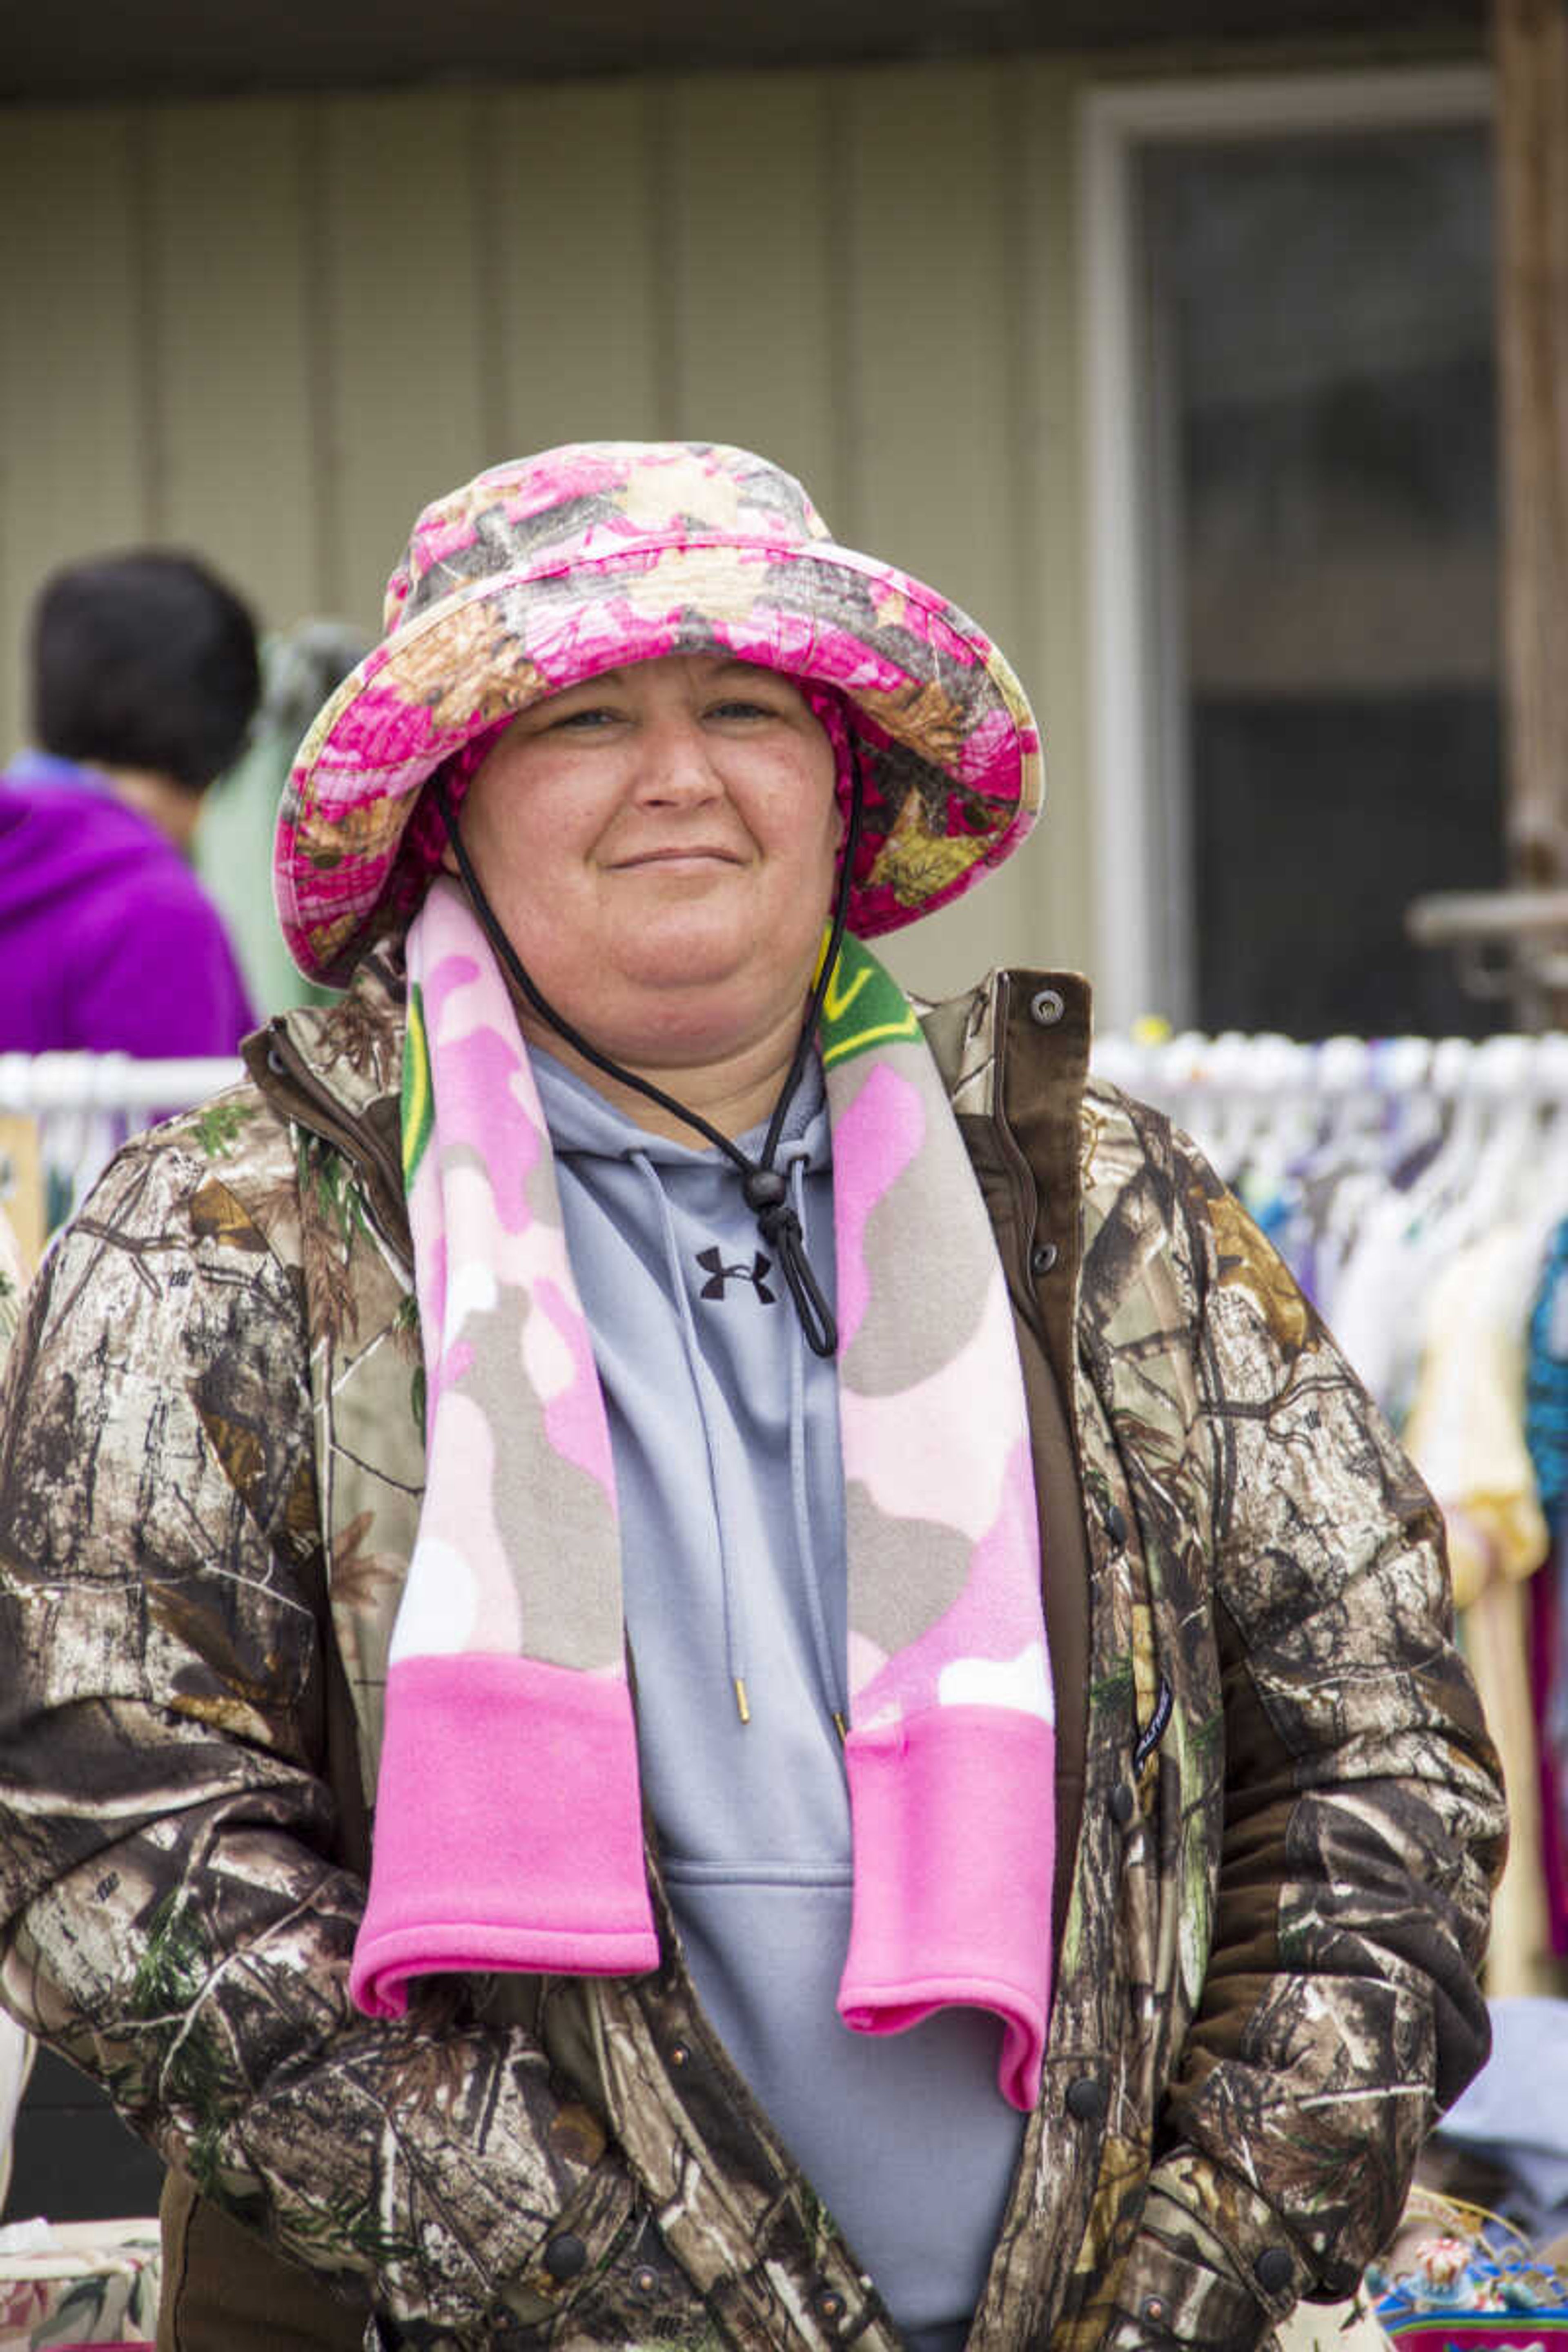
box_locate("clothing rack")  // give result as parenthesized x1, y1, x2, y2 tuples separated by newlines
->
(1097, 1027, 1568, 2016)
(1091, 1031, 1568, 1180)
(7, 1032, 1568, 1118)
(6, 1033, 1568, 1241)
(0, 1051, 241, 1114)
(1093, 1027, 1568, 1104)
(0, 1054, 242, 1264)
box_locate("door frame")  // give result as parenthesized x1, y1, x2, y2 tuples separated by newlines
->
(1076, 62, 1494, 1032)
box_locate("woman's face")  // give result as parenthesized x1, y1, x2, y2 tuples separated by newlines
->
(446, 651, 842, 1071)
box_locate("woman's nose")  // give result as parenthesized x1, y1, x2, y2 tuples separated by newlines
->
(633, 713, 723, 804)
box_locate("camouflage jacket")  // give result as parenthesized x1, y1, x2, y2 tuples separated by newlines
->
(0, 945, 1505, 2352)
(0, 1206, 24, 1363)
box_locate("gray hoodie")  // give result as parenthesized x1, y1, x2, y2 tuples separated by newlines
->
(533, 1046, 1026, 2352)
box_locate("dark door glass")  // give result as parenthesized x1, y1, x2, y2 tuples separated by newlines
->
(1140, 124, 1500, 1037)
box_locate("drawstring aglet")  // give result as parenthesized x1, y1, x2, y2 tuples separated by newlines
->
(833, 1710, 848, 1744)
(733, 1676, 751, 1724)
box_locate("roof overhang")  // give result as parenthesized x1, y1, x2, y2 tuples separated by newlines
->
(2, 0, 1487, 106)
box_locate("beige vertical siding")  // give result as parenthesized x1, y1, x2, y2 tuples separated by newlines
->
(0, 60, 1091, 1000)
(149, 103, 318, 621)
(490, 82, 666, 451)
(0, 111, 153, 745)
(664, 74, 844, 519)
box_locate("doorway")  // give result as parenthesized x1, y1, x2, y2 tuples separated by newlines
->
(1080, 68, 1499, 1038)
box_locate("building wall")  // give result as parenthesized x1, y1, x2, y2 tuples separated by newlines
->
(0, 62, 1091, 1003)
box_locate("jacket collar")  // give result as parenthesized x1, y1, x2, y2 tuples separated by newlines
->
(244, 937, 412, 1263)
(919, 967, 1092, 1410)
(248, 938, 1094, 1275)
(917, 967, 1091, 1122)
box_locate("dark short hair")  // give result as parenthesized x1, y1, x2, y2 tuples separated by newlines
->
(30, 550, 261, 793)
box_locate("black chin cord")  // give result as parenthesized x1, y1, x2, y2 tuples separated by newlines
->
(434, 767, 864, 1359)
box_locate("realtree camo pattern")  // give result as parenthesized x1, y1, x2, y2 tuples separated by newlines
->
(0, 1206, 24, 1366)
(0, 948, 1504, 2352)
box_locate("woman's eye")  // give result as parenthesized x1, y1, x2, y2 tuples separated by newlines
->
(708, 699, 776, 722)
(551, 705, 619, 731)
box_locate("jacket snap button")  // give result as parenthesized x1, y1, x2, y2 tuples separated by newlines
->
(1143, 2295, 1168, 2325)
(1029, 987, 1065, 1028)
(815, 2288, 846, 2322)
(541, 2233, 587, 2281)
(1103, 1501, 1128, 1548)
(1109, 1783, 1135, 1828)
(668, 2042, 690, 2069)
(631, 2265, 659, 2299)
(1030, 1241, 1058, 1277)
(1254, 2247, 1294, 2296)
(1065, 2074, 1107, 2123)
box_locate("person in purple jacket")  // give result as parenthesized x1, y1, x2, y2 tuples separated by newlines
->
(0, 550, 261, 1058)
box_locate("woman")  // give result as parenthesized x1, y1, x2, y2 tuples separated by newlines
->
(0, 443, 1504, 2352)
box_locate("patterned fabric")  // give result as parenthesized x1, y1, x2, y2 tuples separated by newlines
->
(1402, 1226, 1551, 1609)
(0, 1203, 25, 1367)
(1526, 1219, 1568, 1519)
(357, 884, 1054, 2110)
(1380, 2325, 1568, 2352)
(0, 949, 1505, 2350)
(272, 443, 1043, 983)
(0, 2218, 160, 2346)
(1375, 2218, 1568, 2352)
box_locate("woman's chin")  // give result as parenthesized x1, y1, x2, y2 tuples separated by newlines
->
(572, 946, 814, 1068)
(609, 911, 776, 997)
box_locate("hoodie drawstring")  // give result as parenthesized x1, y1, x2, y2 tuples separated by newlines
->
(630, 1138, 843, 1734)
(632, 1147, 755, 1724)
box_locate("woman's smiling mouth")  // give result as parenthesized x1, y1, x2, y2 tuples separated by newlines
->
(609, 845, 746, 870)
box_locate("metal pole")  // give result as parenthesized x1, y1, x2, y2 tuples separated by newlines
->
(1495, 0, 1568, 924)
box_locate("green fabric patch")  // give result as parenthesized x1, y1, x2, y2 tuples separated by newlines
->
(401, 981, 432, 1188)
(817, 933, 921, 1069)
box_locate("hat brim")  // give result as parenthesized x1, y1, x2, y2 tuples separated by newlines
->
(274, 532, 1042, 984)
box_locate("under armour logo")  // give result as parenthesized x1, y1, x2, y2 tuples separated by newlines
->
(696, 1246, 775, 1304)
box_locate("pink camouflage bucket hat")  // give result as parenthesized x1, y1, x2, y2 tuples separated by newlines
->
(274, 441, 1044, 983)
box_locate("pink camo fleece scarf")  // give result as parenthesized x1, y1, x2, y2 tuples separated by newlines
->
(349, 877, 1057, 2111)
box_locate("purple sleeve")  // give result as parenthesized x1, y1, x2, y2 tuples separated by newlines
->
(71, 873, 259, 1057)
